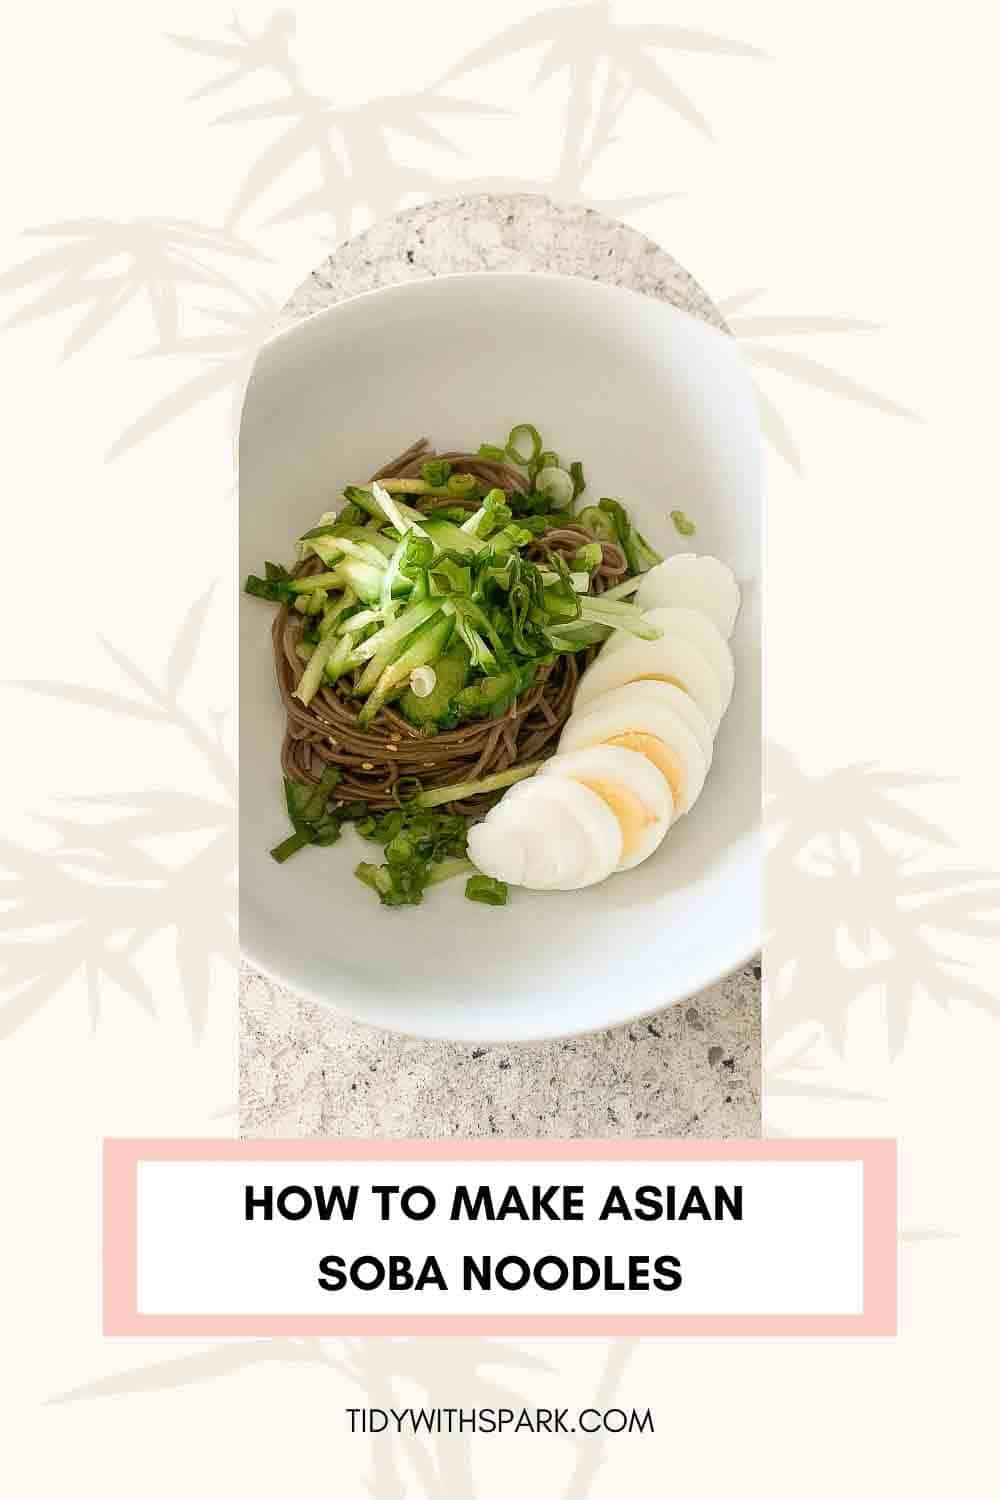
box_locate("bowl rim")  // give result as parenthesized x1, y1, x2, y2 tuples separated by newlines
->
(240, 922, 760, 1044)
(239, 268, 760, 1042)
(243, 267, 733, 377)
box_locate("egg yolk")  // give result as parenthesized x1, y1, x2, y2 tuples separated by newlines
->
(578, 778, 654, 857)
(605, 732, 685, 805)
(633, 672, 687, 692)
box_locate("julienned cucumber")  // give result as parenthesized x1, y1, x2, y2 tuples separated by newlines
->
(355, 600, 443, 696)
(358, 614, 455, 726)
(398, 643, 471, 726)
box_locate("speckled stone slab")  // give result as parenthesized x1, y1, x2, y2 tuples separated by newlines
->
(240, 193, 760, 1140)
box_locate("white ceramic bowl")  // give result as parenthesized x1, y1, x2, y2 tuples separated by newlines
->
(240, 272, 761, 1041)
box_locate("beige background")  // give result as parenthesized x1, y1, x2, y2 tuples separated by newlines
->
(240, 193, 760, 1141)
(2, 2, 999, 1496)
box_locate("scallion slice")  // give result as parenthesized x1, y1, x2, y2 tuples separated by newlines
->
(534, 465, 574, 507)
(505, 423, 543, 467)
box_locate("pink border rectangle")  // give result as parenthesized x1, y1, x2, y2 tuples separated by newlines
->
(103, 1137, 896, 1337)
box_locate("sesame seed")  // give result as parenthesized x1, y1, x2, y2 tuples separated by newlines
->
(361, 761, 374, 771)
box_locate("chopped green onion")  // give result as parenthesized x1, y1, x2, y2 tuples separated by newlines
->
(545, 621, 612, 651)
(414, 760, 544, 809)
(446, 472, 478, 497)
(575, 506, 617, 543)
(270, 829, 311, 863)
(569, 461, 586, 500)
(598, 499, 663, 574)
(671, 509, 696, 536)
(461, 488, 511, 538)
(572, 542, 603, 573)
(421, 459, 452, 487)
(506, 423, 543, 467)
(270, 768, 342, 861)
(409, 665, 437, 698)
(465, 874, 509, 906)
(478, 443, 507, 463)
(245, 573, 294, 603)
(579, 597, 663, 640)
(535, 465, 574, 508)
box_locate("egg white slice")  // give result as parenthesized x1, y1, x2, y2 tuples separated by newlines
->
(573, 630, 725, 731)
(466, 822, 528, 886)
(540, 745, 673, 870)
(469, 802, 579, 889)
(560, 685, 709, 816)
(499, 776, 622, 888)
(602, 607, 734, 714)
(636, 554, 741, 639)
(571, 678, 714, 766)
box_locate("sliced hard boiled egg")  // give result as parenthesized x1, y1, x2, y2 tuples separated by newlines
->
(500, 775, 622, 888)
(560, 683, 709, 816)
(468, 806, 577, 889)
(636, 554, 741, 639)
(603, 607, 734, 715)
(573, 629, 726, 731)
(539, 745, 673, 870)
(570, 678, 714, 766)
(469, 775, 622, 891)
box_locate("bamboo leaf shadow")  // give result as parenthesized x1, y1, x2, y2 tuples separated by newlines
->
(0, 219, 265, 357)
(767, 743, 1000, 1056)
(3, 592, 234, 1040)
(719, 291, 922, 475)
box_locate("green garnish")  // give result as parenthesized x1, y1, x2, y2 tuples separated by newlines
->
(569, 461, 586, 501)
(352, 803, 472, 907)
(478, 443, 508, 463)
(575, 506, 617, 543)
(245, 573, 294, 603)
(465, 874, 509, 906)
(671, 509, 696, 536)
(505, 422, 543, 467)
(421, 458, 452, 487)
(572, 542, 603, 573)
(535, 466, 574, 508)
(269, 768, 345, 862)
(446, 472, 478, 497)
(461, 489, 511, 539)
(598, 499, 663, 574)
